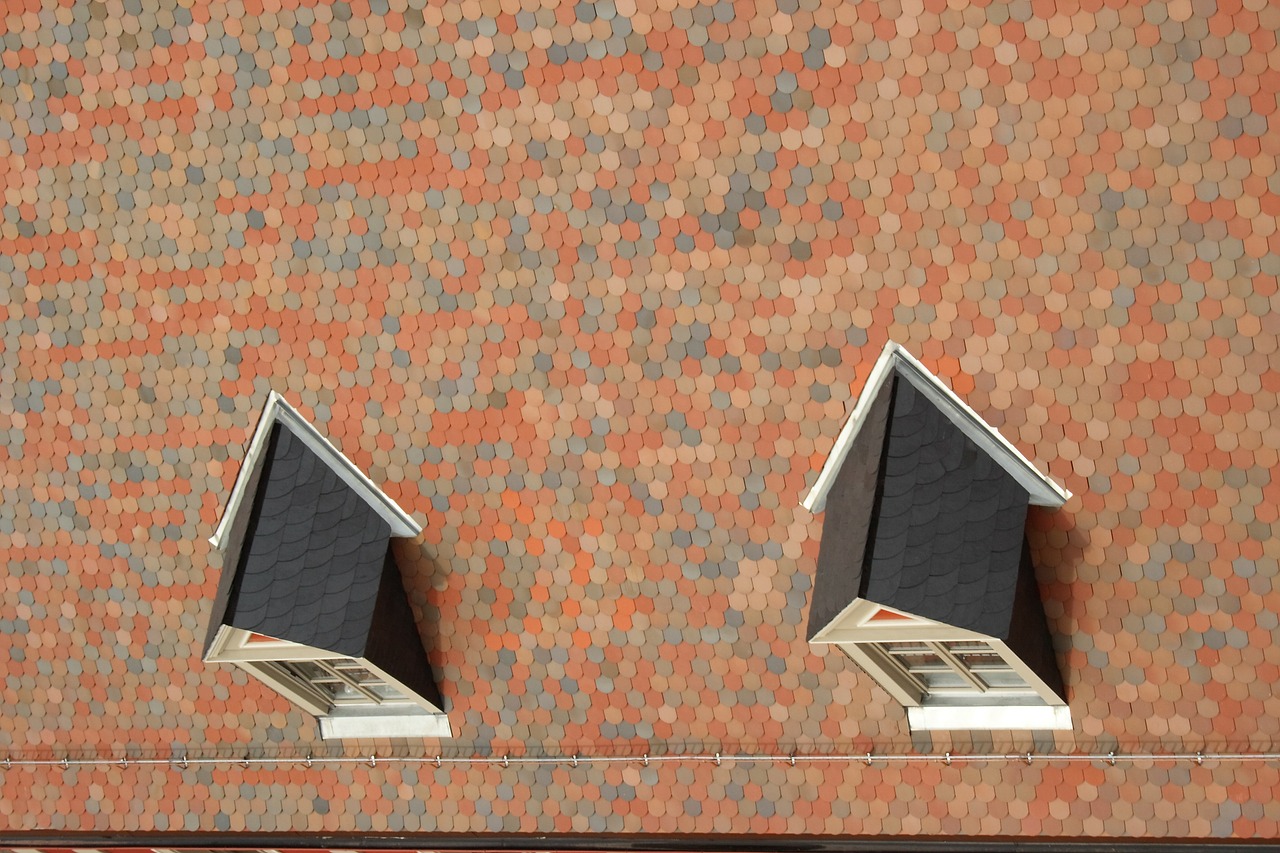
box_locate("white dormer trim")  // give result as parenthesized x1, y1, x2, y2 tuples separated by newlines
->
(810, 598, 992, 645)
(907, 704, 1072, 731)
(206, 625, 452, 739)
(823, 612, 1072, 730)
(802, 342, 1071, 512)
(210, 391, 421, 548)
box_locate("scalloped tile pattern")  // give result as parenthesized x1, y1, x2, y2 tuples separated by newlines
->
(2, 0, 1280, 841)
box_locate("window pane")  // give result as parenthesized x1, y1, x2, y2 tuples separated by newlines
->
(281, 661, 328, 681)
(874, 643, 970, 690)
(941, 641, 991, 653)
(941, 643, 1033, 691)
(975, 669, 1032, 690)
(943, 643, 1001, 663)
(895, 651, 946, 671)
(332, 662, 380, 683)
(917, 669, 969, 690)
(881, 641, 930, 651)
(330, 660, 371, 673)
(329, 682, 374, 702)
(279, 658, 409, 704)
(951, 650, 1007, 668)
(881, 642, 943, 671)
(857, 641, 1046, 703)
(370, 682, 408, 700)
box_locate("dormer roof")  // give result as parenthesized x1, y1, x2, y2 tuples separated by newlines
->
(803, 342, 1070, 513)
(203, 394, 444, 726)
(804, 343, 1067, 641)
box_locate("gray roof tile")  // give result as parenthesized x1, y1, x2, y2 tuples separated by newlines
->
(864, 377, 1028, 636)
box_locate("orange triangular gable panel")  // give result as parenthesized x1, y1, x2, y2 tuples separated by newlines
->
(867, 607, 921, 623)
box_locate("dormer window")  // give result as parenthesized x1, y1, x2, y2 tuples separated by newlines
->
(204, 393, 449, 739)
(804, 343, 1072, 731)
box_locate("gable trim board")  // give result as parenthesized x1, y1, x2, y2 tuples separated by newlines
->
(803, 341, 1070, 513)
(210, 391, 421, 550)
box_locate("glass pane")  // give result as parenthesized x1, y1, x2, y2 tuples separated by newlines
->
(324, 659, 391, 685)
(939, 643, 1034, 692)
(329, 682, 372, 702)
(343, 666, 383, 684)
(330, 655, 371, 671)
(941, 641, 991, 653)
(370, 682, 407, 700)
(917, 669, 969, 690)
(975, 669, 1032, 690)
(898, 653, 947, 671)
(881, 642, 944, 672)
(951, 650, 1007, 668)
(281, 661, 327, 681)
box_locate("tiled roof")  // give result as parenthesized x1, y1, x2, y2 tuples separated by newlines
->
(3, 0, 1280, 842)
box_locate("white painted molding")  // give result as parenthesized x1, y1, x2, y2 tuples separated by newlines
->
(908, 704, 1072, 731)
(210, 391, 421, 548)
(320, 710, 453, 740)
(803, 342, 1071, 512)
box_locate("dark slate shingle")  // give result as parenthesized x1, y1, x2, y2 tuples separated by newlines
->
(859, 376, 1028, 638)
(806, 375, 897, 640)
(223, 423, 393, 657)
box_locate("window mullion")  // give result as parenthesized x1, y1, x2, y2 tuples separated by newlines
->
(877, 646, 928, 695)
(843, 643, 926, 706)
(928, 642, 988, 693)
(316, 660, 384, 705)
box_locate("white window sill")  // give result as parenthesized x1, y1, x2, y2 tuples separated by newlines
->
(908, 704, 1072, 731)
(319, 709, 452, 740)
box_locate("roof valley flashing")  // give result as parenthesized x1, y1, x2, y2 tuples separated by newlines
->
(804, 343, 1072, 731)
(205, 393, 449, 739)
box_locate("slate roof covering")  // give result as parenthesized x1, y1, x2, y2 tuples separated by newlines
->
(211, 422, 393, 656)
(807, 375, 896, 641)
(809, 368, 1043, 641)
(3, 0, 1280, 843)
(865, 376, 1029, 636)
(207, 417, 443, 711)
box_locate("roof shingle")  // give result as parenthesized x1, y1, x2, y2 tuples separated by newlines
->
(861, 376, 1028, 637)
(221, 423, 393, 658)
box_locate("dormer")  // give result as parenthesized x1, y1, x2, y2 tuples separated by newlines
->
(204, 393, 449, 739)
(804, 343, 1072, 731)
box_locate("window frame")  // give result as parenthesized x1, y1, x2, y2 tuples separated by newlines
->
(840, 639, 1056, 708)
(206, 626, 443, 719)
(813, 601, 1071, 730)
